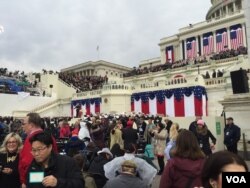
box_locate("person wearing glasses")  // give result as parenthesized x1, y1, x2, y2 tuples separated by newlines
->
(19, 112, 58, 188)
(0, 132, 23, 188)
(26, 132, 84, 188)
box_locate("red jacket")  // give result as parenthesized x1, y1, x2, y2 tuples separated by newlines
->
(59, 124, 71, 138)
(18, 130, 58, 184)
(159, 157, 205, 188)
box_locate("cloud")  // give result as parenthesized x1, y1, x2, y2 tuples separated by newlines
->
(0, 0, 211, 72)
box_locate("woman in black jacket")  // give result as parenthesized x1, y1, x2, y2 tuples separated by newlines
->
(195, 120, 216, 156)
(0, 132, 23, 188)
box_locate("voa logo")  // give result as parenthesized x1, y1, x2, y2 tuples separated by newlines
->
(226, 176, 247, 184)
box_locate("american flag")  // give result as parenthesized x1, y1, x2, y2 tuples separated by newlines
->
(165, 46, 174, 63)
(230, 25, 243, 50)
(203, 32, 214, 55)
(186, 37, 196, 59)
(216, 28, 228, 52)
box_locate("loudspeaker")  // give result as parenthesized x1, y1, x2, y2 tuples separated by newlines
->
(230, 69, 249, 94)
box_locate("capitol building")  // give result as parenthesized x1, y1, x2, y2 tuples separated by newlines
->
(1, 0, 250, 152)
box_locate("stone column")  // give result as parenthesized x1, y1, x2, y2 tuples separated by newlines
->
(184, 40, 187, 59)
(244, 0, 250, 62)
(242, 23, 247, 47)
(200, 34, 204, 56)
(196, 36, 199, 58)
(226, 27, 231, 49)
(213, 31, 217, 53)
(180, 41, 183, 60)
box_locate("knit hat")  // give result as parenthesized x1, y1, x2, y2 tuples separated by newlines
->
(197, 119, 204, 126)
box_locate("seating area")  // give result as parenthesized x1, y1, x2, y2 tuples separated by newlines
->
(59, 72, 108, 92)
(0, 67, 40, 95)
(123, 46, 248, 78)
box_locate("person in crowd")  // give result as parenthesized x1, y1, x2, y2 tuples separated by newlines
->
(201, 150, 248, 188)
(65, 132, 86, 157)
(159, 130, 205, 188)
(189, 116, 202, 135)
(71, 119, 80, 136)
(205, 71, 210, 79)
(109, 119, 124, 150)
(212, 70, 216, 78)
(89, 119, 105, 149)
(26, 132, 84, 188)
(163, 118, 173, 143)
(88, 147, 113, 188)
(59, 120, 71, 138)
(151, 122, 167, 175)
(164, 123, 179, 160)
(73, 153, 97, 188)
(137, 116, 147, 139)
(224, 117, 241, 154)
(122, 118, 138, 148)
(78, 120, 91, 143)
(19, 112, 58, 188)
(195, 119, 216, 156)
(104, 143, 157, 186)
(0, 133, 23, 188)
(164, 118, 173, 135)
(103, 160, 148, 188)
(75, 103, 81, 118)
(110, 143, 125, 158)
(144, 116, 155, 144)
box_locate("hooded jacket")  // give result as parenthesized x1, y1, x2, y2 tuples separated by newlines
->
(159, 157, 204, 188)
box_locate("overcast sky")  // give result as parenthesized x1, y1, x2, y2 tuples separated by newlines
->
(0, 0, 211, 72)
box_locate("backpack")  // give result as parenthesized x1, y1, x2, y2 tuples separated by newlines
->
(144, 144, 154, 159)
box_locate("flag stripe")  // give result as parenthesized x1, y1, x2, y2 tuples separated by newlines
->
(203, 33, 214, 55)
(230, 27, 243, 49)
(216, 29, 228, 52)
(149, 98, 157, 115)
(165, 96, 175, 117)
(165, 46, 174, 63)
(184, 94, 195, 116)
(186, 38, 196, 59)
(157, 100, 166, 115)
(174, 98, 185, 117)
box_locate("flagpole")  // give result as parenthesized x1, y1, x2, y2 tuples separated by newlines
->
(97, 45, 100, 60)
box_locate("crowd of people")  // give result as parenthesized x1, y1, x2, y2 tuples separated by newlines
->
(123, 59, 190, 77)
(210, 46, 248, 61)
(0, 112, 247, 188)
(59, 72, 108, 92)
(123, 46, 248, 78)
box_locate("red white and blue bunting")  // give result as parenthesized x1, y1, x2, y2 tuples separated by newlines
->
(131, 86, 207, 117)
(71, 98, 101, 117)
